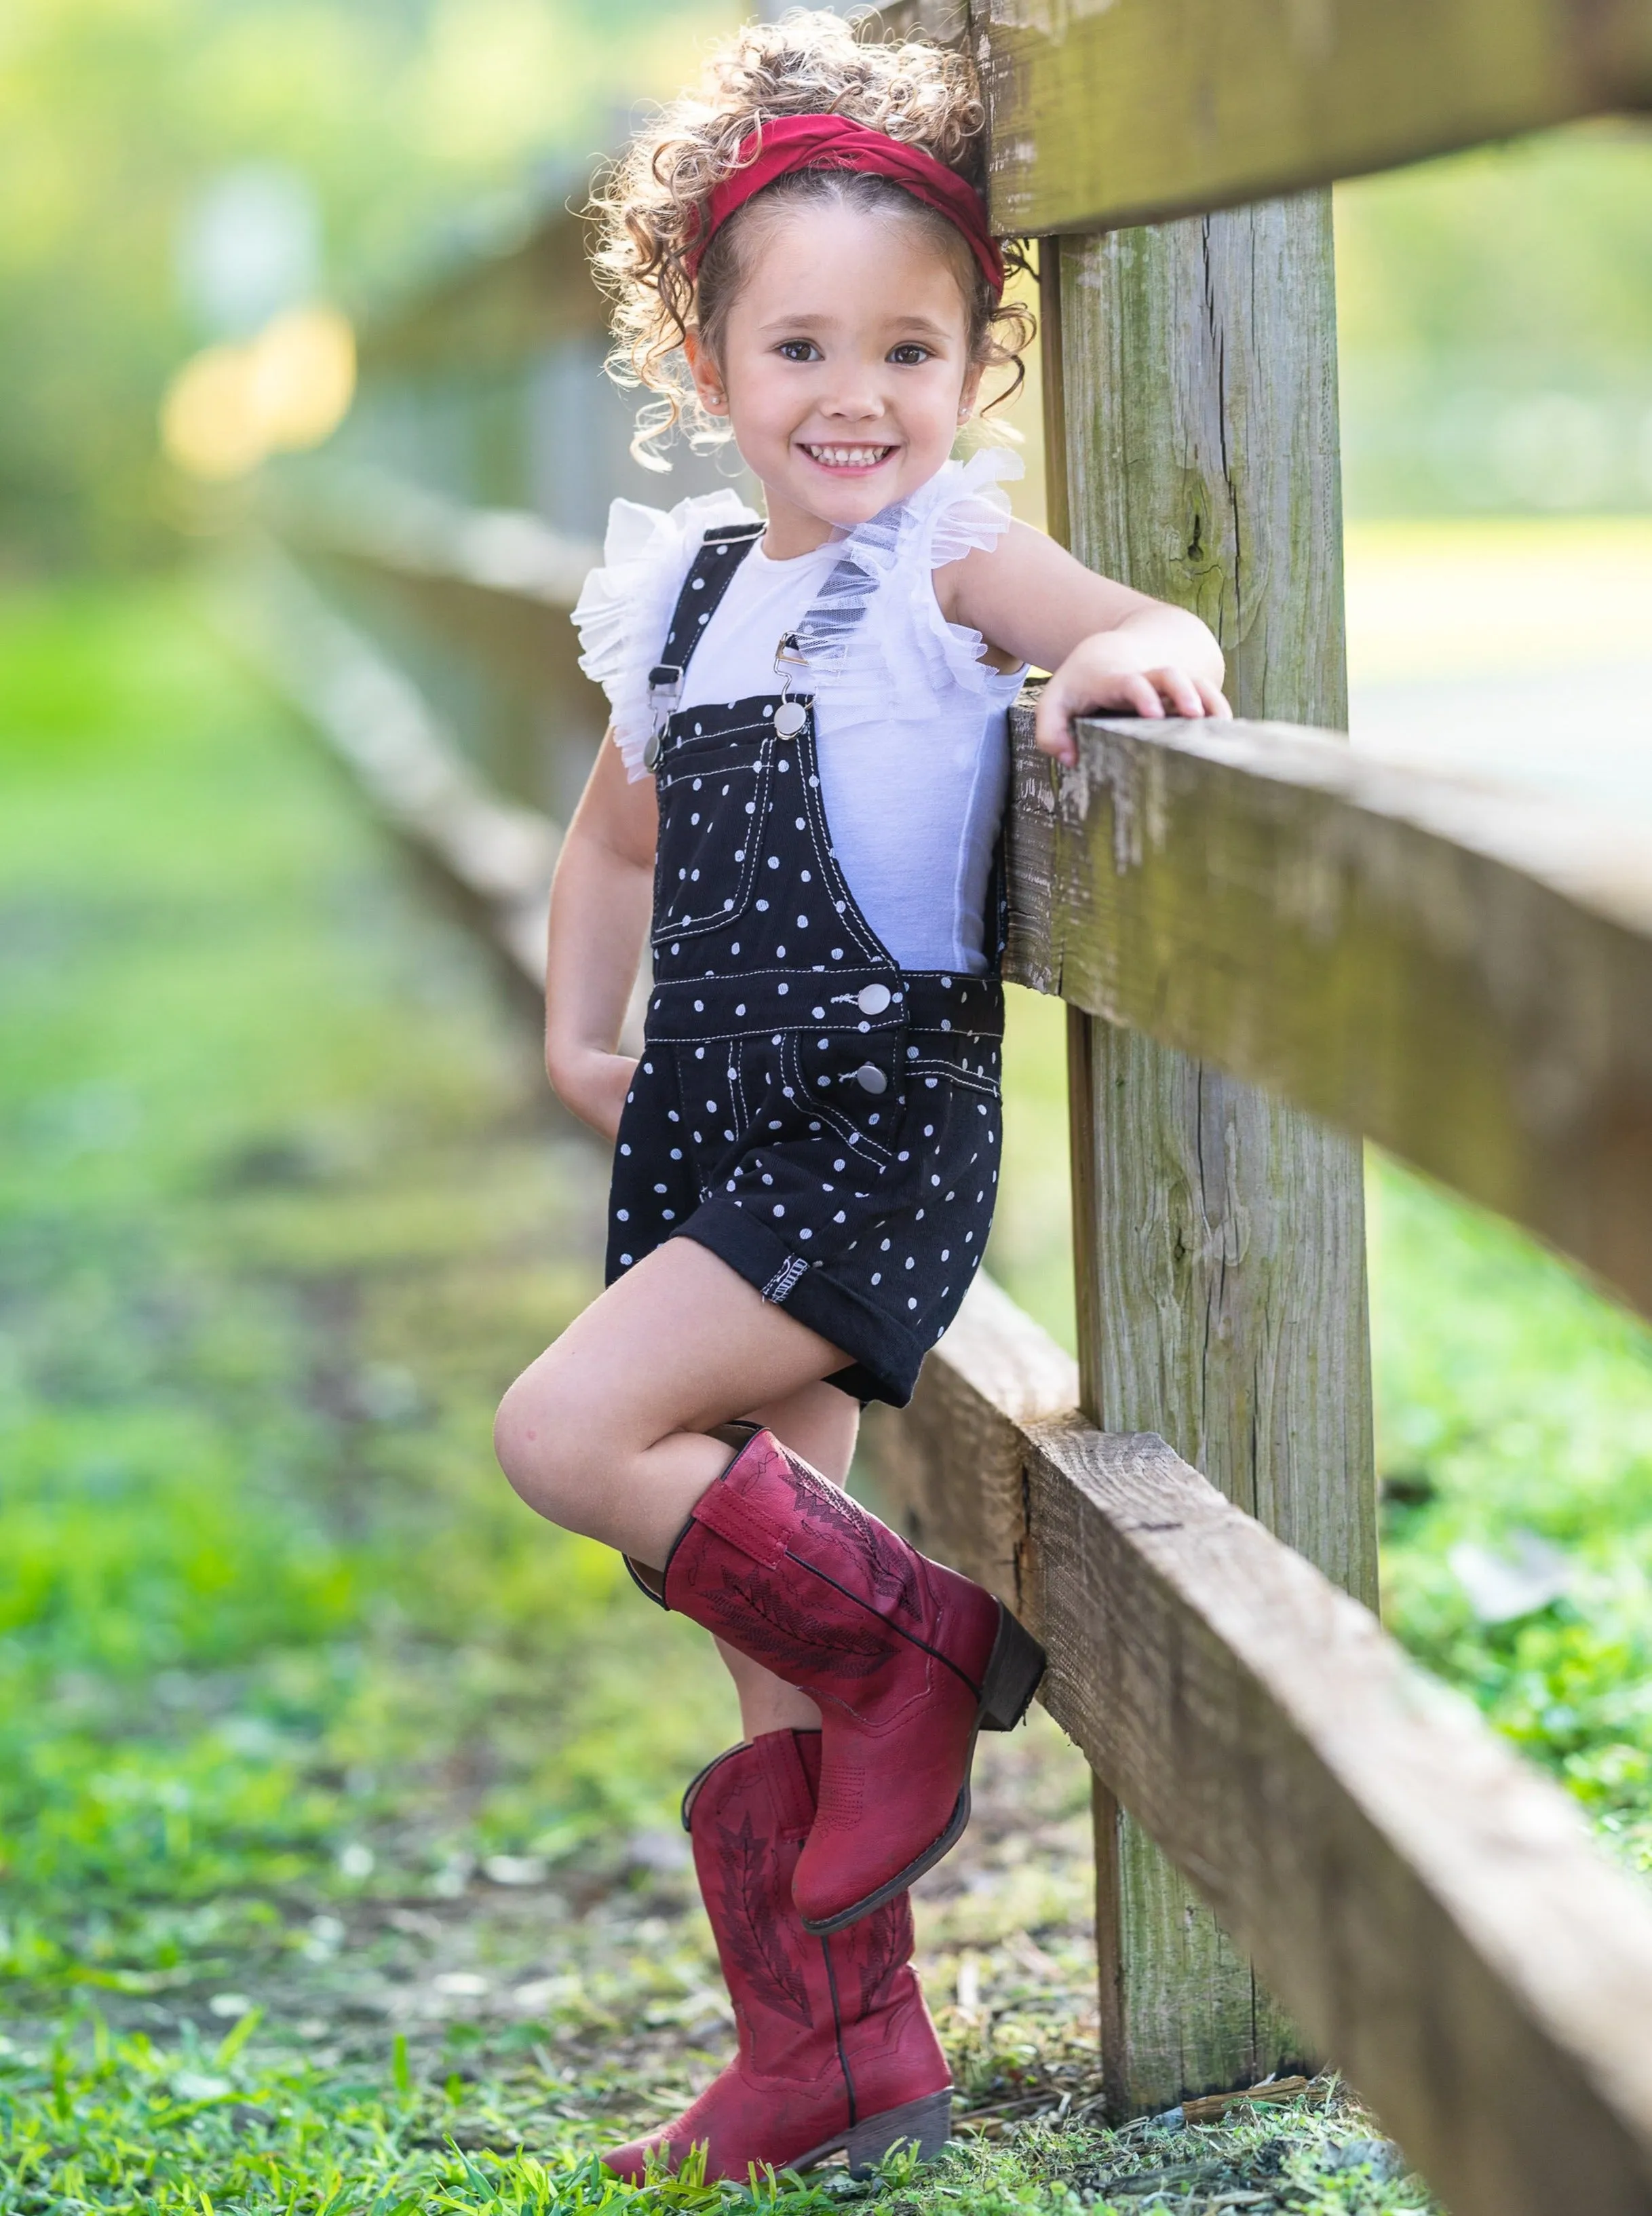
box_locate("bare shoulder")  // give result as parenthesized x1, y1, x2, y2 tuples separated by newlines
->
(932, 517, 1060, 622)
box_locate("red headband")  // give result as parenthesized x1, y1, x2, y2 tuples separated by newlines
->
(684, 113, 1005, 294)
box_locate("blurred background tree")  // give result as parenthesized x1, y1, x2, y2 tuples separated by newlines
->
(1337, 123, 1652, 516)
(0, 0, 733, 570)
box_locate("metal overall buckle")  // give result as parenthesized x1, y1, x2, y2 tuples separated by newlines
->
(642, 664, 683, 773)
(773, 634, 809, 739)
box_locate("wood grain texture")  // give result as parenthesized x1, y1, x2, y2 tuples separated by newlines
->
(860, 1271, 1078, 1602)
(1044, 203, 1373, 2108)
(868, 1299, 1652, 2216)
(978, 0, 1652, 236)
(1007, 706, 1652, 1324)
(1048, 204, 1347, 732)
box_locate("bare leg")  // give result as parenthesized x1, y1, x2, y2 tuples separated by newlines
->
(714, 1375, 860, 1738)
(494, 1236, 852, 1567)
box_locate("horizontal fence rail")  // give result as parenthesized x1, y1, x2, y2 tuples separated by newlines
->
(1005, 707, 1652, 1322)
(882, 0, 1652, 234)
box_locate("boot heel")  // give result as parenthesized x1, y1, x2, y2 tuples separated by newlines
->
(845, 2089, 953, 2176)
(978, 1606, 1045, 1732)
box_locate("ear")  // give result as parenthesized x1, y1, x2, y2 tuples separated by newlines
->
(683, 329, 727, 417)
(957, 358, 986, 422)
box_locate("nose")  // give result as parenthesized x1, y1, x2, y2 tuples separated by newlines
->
(818, 364, 887, 424)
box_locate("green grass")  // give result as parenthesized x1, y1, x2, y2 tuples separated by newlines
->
(0, 580, 735, 2034)
(1370, 1164, 1652, 1874)
(13, 571, 1649, 2210)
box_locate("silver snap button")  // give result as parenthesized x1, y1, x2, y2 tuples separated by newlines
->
(853, 1063, 887, 1096)
(773, 701, 807, 738)
(856, 983, 892, 1015)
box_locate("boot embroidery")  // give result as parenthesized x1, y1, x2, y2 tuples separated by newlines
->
(856, 1899, 914, 2015)
(814, 1764, 864, 1833)
(716, 1812, 813, 2027)
(779, 1459, 921, 1624)
(703, 1568, 891, 1680)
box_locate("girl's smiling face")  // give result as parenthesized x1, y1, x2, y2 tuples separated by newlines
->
(687, 197, 984, 559)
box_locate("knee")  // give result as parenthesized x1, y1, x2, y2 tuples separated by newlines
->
(493, 1360, 603, 1527)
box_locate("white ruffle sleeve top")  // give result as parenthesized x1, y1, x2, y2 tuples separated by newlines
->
(571, 449, 1028, 976)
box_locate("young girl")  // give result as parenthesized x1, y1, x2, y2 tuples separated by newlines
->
(494, 11, 1229, 2183)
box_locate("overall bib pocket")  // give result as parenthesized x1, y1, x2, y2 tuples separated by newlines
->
(652, 714, 775, 942)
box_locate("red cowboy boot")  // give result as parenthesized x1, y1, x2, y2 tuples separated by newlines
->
(603, 1729, 952, 2183)
(657, 1430, 1045, 1934)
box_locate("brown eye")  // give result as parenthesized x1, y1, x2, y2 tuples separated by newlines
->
(889, 344, 930, 366)
(777, 340, 822, 363)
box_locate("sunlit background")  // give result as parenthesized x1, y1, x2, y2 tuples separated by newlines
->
(3, 5, 1652, 2201)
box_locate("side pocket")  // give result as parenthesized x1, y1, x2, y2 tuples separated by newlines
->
(903, 1028, 1002, 1099)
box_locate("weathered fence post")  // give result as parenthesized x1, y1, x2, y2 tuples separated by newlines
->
(1040, 196, 1378, 2114)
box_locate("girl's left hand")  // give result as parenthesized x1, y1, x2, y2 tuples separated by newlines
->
(1034, 636, 1231, 767)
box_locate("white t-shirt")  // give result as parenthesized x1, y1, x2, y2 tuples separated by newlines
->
(571, 451, 1027, 976)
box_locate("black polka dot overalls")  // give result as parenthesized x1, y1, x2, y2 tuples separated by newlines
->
(605, 522, 1005, 1409)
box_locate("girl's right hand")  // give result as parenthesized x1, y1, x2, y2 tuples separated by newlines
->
(548, 1047, 639, 1144)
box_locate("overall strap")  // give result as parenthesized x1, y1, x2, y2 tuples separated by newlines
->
(643, 522, 763, 770)
(659, 524, 764, 679)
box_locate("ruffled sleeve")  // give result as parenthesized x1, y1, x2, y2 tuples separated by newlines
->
(906, 446, 1028, 694)
(571, 487, 762, 778)
(790, 448, 1026, 719)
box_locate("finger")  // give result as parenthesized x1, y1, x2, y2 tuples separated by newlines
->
(1152, 668, 1206, 719)
(1197, 681, 1234, 721)
(1119, 673, 1164, 719)
(1033, 686, 1079, 765)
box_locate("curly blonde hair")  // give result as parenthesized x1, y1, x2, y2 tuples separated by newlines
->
(587, 8, 1033, 467)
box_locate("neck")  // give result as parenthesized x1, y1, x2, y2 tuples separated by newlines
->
(757, 484, 845, 562)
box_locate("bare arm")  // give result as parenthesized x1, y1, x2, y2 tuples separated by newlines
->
(939, 519, 1231, 766)
(544, 736, 657, 1143)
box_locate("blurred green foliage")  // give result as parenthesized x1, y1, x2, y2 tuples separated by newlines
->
(1337, 125, 1652, 368)
(1371, 1162, 1652, 1876)
(1336, 124, 1652, 514)
(0, 0, 731, 568)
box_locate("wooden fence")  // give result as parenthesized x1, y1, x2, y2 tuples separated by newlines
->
(246, 5, 1652, 2211)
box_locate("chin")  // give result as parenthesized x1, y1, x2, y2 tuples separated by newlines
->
(795, 461, 917, 520)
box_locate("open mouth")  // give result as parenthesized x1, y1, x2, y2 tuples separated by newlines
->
(801, 444, 896, 472)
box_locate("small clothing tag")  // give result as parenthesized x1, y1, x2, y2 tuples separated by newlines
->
(762, 1255, 810, 1303)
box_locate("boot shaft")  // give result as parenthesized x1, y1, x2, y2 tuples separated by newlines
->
(666, 1434, 1004, 1726)
(662, 1430, 1044, 1936)
(687, 1731, 927, 2076)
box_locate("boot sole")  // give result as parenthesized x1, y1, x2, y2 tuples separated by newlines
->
(799, 1604, 1046, 1936)
(791, 2087, 955, 2177)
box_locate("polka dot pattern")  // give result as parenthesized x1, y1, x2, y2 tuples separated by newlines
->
(604, 524, 1006, 1409)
